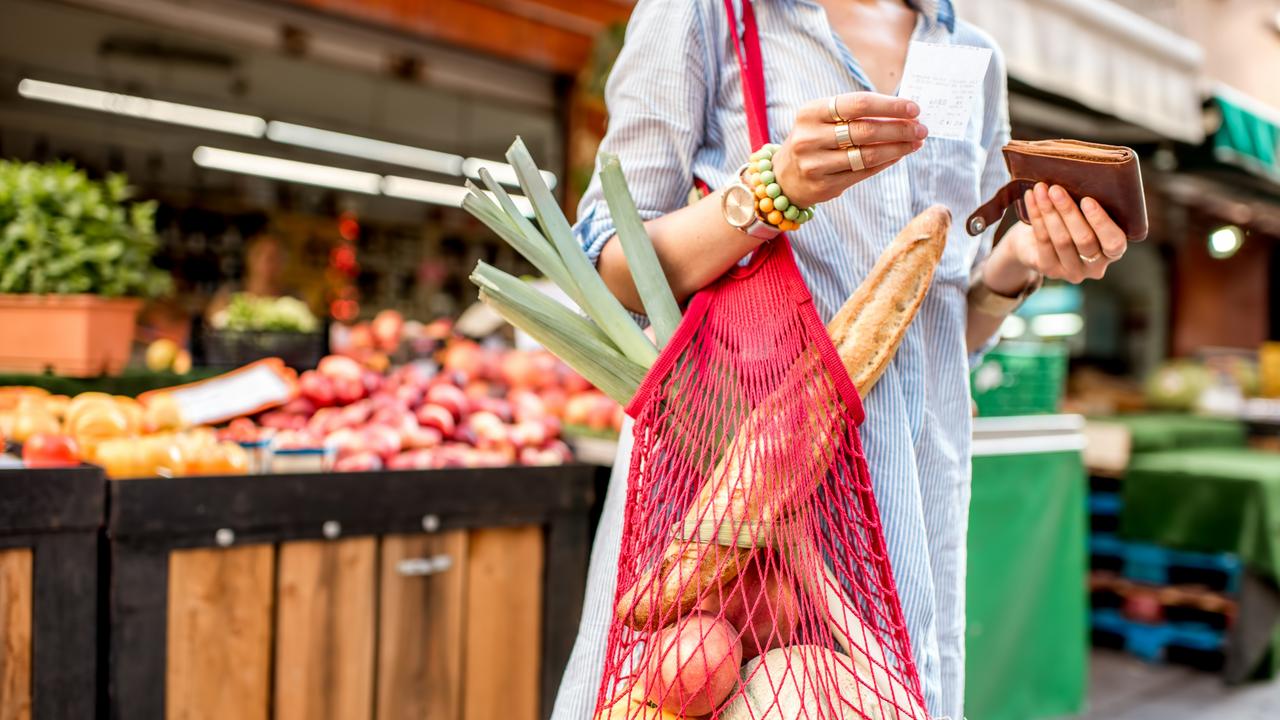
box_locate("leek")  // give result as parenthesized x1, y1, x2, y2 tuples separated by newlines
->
(506, 137, 657, 366)
(598, 152, 682, 348)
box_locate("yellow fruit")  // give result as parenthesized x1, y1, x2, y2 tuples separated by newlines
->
(143, 438, 185, 477)
(65, 393, 114, 429)
(68, 402, 131, 444)
(114, 397, 144, 435)
(0, 387, 48, 412)
(44, 395, 70, 419)
(93, 438, 141, 479)
(172, 350, 192, 375)
(143, 393, 186, 433)
(145, 339, 179, 372)
(594, 688, 682, 720)
(12, 411, 60, 443)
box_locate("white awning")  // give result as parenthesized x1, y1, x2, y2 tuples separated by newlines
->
(956, 0, 1206, 143)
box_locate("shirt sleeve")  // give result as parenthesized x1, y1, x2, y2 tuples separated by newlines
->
(967, 37, 1013, 367)
(574, 0, 714, 265)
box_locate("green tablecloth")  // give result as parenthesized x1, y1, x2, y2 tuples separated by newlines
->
(1103, 414, 1248, 453)
(1122, 448, 1280, 575)
(967, 444, 1087, 720)
(1122, 447, 1280, 678)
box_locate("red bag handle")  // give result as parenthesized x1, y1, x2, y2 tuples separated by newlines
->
(723, 0, 771, 147)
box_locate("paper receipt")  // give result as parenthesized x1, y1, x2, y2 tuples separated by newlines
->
(897, 41, 993, 140)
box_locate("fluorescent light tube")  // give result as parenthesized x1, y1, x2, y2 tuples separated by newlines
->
(383, 175, 533, 216)
(18, 78, 266, 137)
(266, 121, 464, 176)
(462, 157, 557, 190)
(193, 146, 381, 194)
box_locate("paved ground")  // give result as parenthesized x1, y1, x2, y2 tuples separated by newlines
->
(1068, 650, 1280, 719)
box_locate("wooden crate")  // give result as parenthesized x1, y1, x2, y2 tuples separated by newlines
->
(107, 465, 596, 720)
(0, 467, 103, 720)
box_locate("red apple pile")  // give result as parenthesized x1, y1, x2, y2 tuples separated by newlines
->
(227, 335, 624, 472)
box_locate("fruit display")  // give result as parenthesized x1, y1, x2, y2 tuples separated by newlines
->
(231, 339, 615, 472)
(0, 386, 247, 477)
(144, 338, 193, 375)
(1, 320, 622, 476)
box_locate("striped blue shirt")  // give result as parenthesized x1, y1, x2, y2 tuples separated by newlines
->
(559, 2, 1009, 718)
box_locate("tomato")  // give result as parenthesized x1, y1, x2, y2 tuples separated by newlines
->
(22, 433, 80, 468)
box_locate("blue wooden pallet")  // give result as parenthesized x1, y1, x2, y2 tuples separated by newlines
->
(1091, 609, 1225, 669)
(1089, 491, 1123, 516)
(1089, 535, 1243, 593)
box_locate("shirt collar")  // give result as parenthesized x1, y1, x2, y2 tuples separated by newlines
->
(909, 0, 956, 33)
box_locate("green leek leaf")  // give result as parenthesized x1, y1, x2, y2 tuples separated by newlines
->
(598, 152, 682, 348)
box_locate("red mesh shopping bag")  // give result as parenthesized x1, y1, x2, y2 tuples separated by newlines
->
(590, 4, 927, 719)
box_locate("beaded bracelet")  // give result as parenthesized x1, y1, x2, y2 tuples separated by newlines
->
(744, 143, 815, 232)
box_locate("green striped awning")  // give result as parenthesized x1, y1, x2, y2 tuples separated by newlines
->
(1213, 85, 1280, 184)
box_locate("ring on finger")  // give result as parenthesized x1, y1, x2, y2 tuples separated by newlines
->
(834, 123, 854, 150)
(1079, 252, 1103, 264)
(847, 146, 866, 172)
(828, 96, 846, 124)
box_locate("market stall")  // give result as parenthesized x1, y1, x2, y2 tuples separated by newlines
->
(106, 464, 596, 720)
(966, 415, 1089, 720)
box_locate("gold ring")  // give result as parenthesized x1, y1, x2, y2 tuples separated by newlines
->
(1079, 252, 1102, 264)
(828, 96, 846, 124)
(834, 123, 854, 149)
(847, 146, 866, 172)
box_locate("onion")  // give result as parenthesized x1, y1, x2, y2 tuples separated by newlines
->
(644, 611, 742, 716)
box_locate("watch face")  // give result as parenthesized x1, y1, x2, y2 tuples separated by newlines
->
(722, 184, 758, 228)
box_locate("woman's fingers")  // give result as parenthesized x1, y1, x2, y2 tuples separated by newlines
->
(1046, 185, 1106, 279)
(1033, 183, 1087, 282)
(821, 118, 928, 149)
(803, 142, 922, 176)
(805, 93, 919, 123)
(1081, 197, 1128, 259)
(1022, 189, 1060, 274)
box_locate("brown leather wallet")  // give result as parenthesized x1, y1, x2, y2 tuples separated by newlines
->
(965, 139, 1148, 242)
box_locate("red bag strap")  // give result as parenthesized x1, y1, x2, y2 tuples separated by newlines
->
(722, 0, 770, 147)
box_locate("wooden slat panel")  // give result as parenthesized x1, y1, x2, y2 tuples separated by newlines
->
(166, 546, 274, 720)
(463, 526, 544, 720)
(287, 0, 594, 73)
(275, 538, 377, 720)
(0, 549, 32, 720)
(376, 532, 469, 720)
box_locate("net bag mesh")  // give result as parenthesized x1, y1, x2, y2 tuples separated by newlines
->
(592, 238, 927, 720)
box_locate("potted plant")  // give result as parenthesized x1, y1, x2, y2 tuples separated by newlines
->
(0, 160, 170, 376)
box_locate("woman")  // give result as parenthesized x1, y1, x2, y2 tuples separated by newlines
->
(555, 2, 1128, 718)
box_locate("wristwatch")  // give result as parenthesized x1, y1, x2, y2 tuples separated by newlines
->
(721, 164, 781, 241)
(969, 266, 1043, 317)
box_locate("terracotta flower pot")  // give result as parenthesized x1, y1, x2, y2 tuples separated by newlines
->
(0, 294, 142, 377)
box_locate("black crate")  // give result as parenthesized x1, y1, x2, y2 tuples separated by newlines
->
(199, 329, 327, 370)
(0, 466, 105, 720)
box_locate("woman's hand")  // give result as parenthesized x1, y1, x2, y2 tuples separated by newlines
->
(987, 182, 1128, 292)
(771, 92, 927, 209)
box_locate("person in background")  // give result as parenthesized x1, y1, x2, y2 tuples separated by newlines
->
(205, 231, 296, 320)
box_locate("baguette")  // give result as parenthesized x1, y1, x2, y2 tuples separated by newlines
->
(616, 206, 950, 631)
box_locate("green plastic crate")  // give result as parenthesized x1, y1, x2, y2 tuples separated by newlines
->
(971, 342, 1069, 416)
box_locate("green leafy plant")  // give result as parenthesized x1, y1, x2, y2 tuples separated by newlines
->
(211, 293, 319, 333)
(0, 160, 171, 297)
